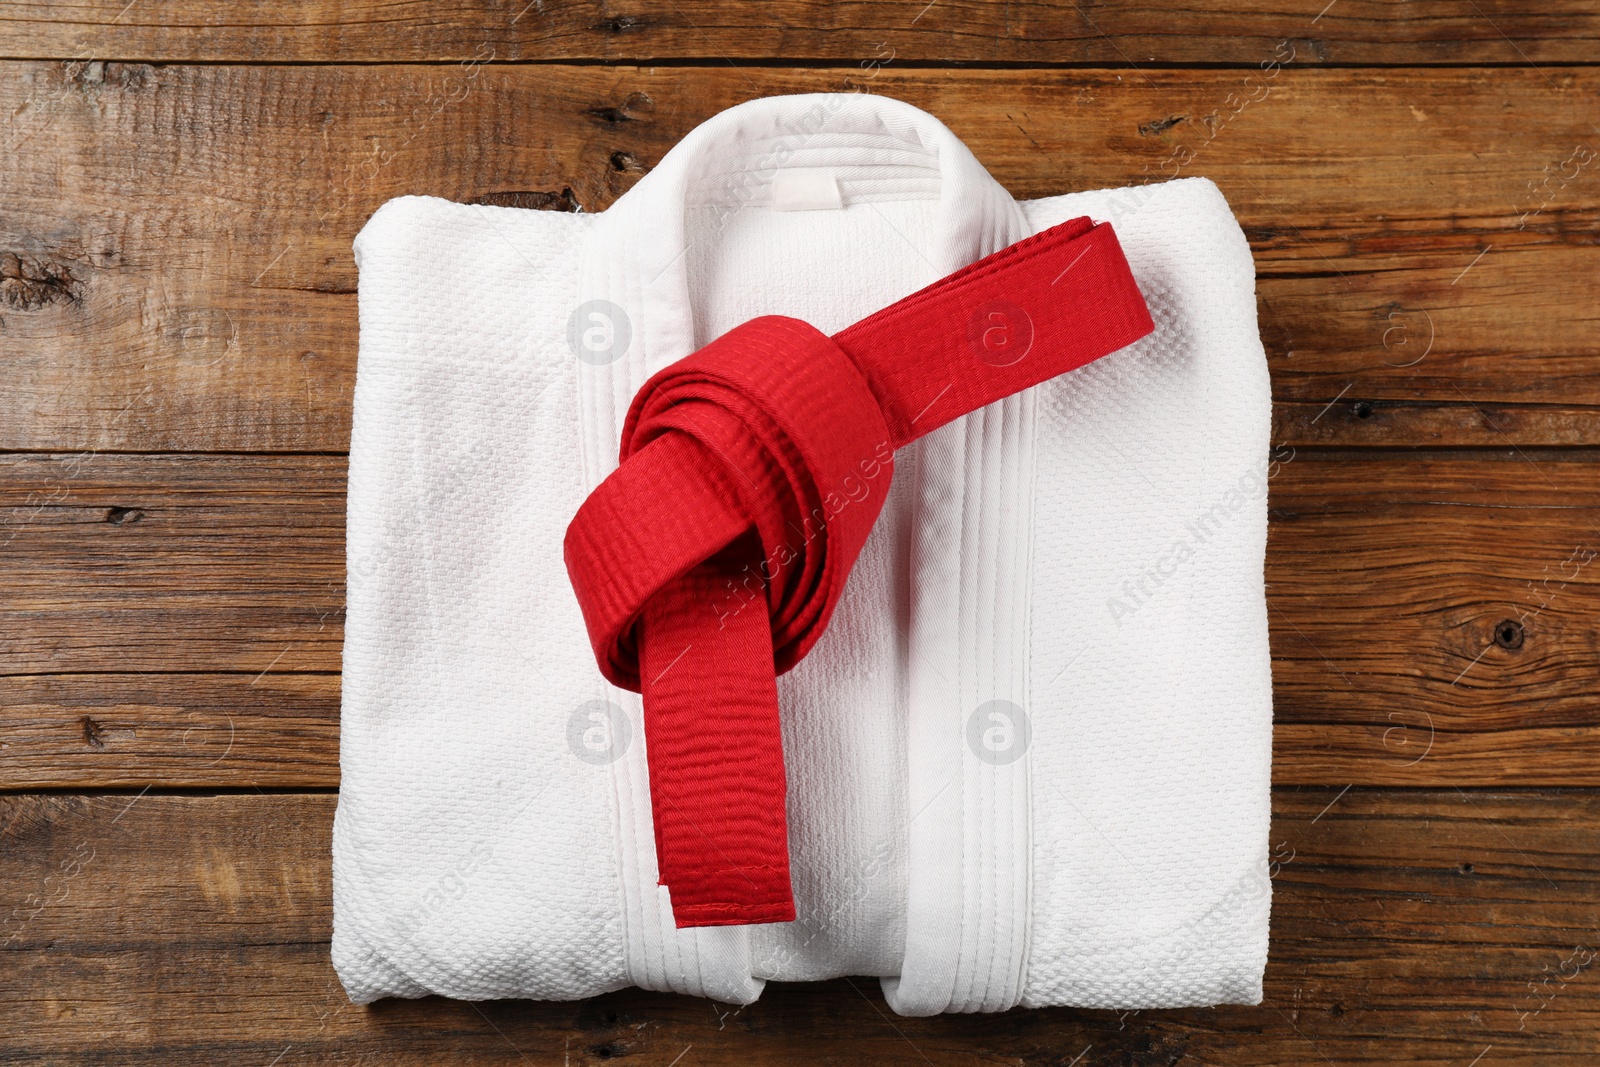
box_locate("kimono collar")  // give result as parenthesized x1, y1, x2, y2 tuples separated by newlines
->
(577, 93, 1032, 385)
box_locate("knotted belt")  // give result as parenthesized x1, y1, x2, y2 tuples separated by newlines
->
(565, 216, 1154, 928)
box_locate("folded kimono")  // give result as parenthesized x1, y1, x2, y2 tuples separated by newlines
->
(333, 92, 1274, 1015)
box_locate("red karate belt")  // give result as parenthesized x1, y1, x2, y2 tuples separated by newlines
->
(565, 216, 1154, 928)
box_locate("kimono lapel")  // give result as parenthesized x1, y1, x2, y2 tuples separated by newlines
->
(573, 93, 1039, 1012)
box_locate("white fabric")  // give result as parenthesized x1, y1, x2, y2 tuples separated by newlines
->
(333, 92, 1273, 1015)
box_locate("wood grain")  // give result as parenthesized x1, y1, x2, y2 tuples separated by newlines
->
(5, 451, 1600, 787)
(0, 453, 344, 679)
(3, 0, 1598, 65)
(3, 63, 1598, 451)
(3, 0, 1595, 1059)
(0, 673, 340, 787)
(2, 789, 1595, 1065)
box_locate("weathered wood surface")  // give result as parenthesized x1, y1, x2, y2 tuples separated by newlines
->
(4, 63, 1599, 451)
(4, 1, 1597, 1057)
(4, 451, 1599, 788)
(2, 789, 1595, 1065)
(4, 0, 1600, 65)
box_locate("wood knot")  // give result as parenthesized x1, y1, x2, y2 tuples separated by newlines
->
(467, 188, 581, 212)
(81, 716, 106, 748)
(1138, 114, 1187, 137)
(591, 14, 649, 33)
(1, 252, 81, 311)
(584, 92, 653, 127)
(1493, 618, 1524, 650)
(63, 59, 153, 92)
(609, 151, 645, 173)
(105, 506, 143, 525)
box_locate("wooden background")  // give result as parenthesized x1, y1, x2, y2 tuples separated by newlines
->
(3, 2, 1599, 1063)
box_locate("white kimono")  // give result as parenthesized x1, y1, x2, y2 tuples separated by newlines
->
(333, 92, 1274, 1015)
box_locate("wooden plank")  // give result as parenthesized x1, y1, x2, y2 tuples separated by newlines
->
(3, 63, 1597, 451)
(1, 789, 1595, 1064)
(0, 673, 340, 787)
(3, 0, 1598, 65)
(4, 451, 1600, 787)
(0, 453, 345, 679)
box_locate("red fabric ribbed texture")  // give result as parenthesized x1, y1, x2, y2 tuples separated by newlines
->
(564, 216, 1155, 928)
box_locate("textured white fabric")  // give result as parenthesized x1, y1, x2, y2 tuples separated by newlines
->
(333, 92, 1273, 1014)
